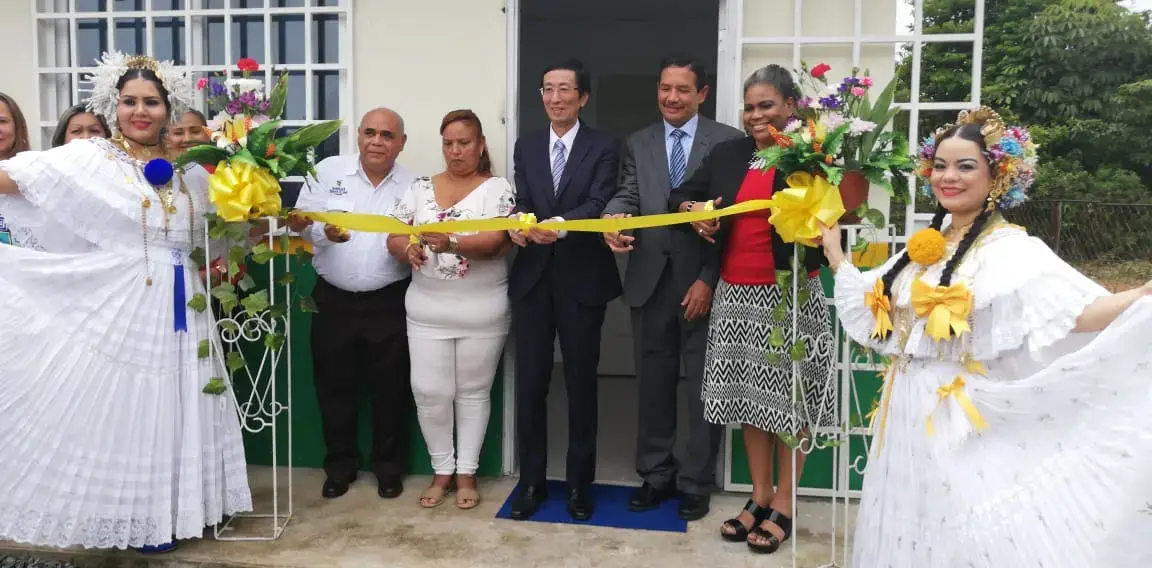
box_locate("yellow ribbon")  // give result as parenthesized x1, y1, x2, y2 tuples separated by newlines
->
(926, 376, 989, 437)
(865, 279, 894, 340)
(304, 199, 778, 236)
(766, 172, 846, 246)
(911, 280, 973, 342)
(208, 159, 282, 222)
(868, 362, 900, 451)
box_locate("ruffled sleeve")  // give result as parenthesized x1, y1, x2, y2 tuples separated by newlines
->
(0, 139, 140, 251)
(967, 227, 1109, 361)
(832, 253, 904, 351)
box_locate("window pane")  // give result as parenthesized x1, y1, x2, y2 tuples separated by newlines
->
(154, 17, 186, 63)
(76, 0, 107, 11)
(39, 73, 73, 122)
(232, 0, 265, 7)
(312, 13, 339, 64)
(152, 0, 185, 9)
(314, 71, 339, 120)
(231, 15, 265, 61)
(38, 19, 72, 67)
(113, 18, 145, 55)
(271, 15, 304, 65)
(283, 71, 305, 120)
(76, 19, 109, 67)
(113, 0, 145, 10)
(40, 127, 56, 151)
(274, 0, 306, 6)
(36, 0, 70, 13)
(313, 0, 341, 6)
(204, 0, 225, 7)
(202, 16, 226, 66)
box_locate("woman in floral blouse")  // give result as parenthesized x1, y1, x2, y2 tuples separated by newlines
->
(386, 109, 515, 509)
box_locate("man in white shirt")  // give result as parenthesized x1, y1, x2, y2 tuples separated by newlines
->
(288, 107, 414, 500)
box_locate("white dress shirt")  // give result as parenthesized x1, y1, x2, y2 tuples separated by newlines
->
(664, 113, 699, 164)
(296, 154, 414, 292)
(543, 121, 581, 238)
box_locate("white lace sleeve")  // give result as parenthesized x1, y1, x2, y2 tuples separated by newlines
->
(832, 253, 905, 351)
(967, 228, 1109, 361)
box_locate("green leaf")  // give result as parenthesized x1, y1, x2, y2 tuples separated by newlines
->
(264, 332, 286, 351)
(220, 320, 240, 333)
(278, 272, 297, 285)
(245, 120, 282, 159)
(851, 239, 870, 253)
(775, 269, 794, 293)
(270, 303, 288, 319)
(280, 120, 343, 152)
(251, 243, 277, 264)
(769, 326, 786, 349)
(226, 351, 245, 373)
(202, 377, 228, 395)
(224, 222, 250, 242)
(187, 293, 208, 313)
(862, 207, 887, 228)
(238, 273, 256, 292)
(266, 73, 289, 119)
(197, 339, 209, 359)
(228, 245, 247, 266)
(789, 338, 809, 361)
(819, 162, 844, 185)
(299, 295, 319, 313)
(172, 145, 230, 169)
(211, 284, 239, 313)
(797, 288, 812, 307)
(189, 247, 207, 268)
(228, 261, 241, 279)
(771, 302, 788, 322)
(241, 289, 271, 315)
(295, 249, 314, 263)
(765, 352, 783, 365)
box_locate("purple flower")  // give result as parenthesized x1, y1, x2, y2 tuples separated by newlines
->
(797, 96, 813, 108)
(985, 146, 1006, 163)
(919, 136, 936, 159)
(817, 95, 842, 109)
(210, 80, 227, 97)
(226, 100, 243, 115)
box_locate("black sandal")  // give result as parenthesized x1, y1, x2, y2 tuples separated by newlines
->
(747, 507, 792, 554)
(719, 499, 770, 542)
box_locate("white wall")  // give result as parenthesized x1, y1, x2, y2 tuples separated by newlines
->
(0, 2, 43, 150)
(351, 0, 508, 180)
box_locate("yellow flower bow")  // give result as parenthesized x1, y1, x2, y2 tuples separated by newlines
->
(767, 172, 846, 246)
(208, 159, 282, 222)
(926, 376, 989, 437)
(911, 280, 973, 341)
(865, 279, 894, 340)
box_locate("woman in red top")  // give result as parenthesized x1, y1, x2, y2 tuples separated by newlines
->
(668, 65, 835, 555)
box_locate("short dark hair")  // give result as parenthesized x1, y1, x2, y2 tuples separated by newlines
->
(182, 109, 208, 126)
(51, 104, 110, 148)
(658, 54, 708, 91)
(540, 58, 592, 95)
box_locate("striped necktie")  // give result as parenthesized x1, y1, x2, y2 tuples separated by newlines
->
(669, 129, 687, 188)
(551, 139, 566, 194)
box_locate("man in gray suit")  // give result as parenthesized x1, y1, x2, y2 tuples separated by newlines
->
(602, 55, 743, 520)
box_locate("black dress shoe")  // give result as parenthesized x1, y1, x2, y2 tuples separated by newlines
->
(678, 492, 711, 521)
(377, 476, 404, 499)
(628, 482, 676, 512)
(509, 484, 548, 520)
(322, 474, 356, 499)
(567, 487, 594, 521)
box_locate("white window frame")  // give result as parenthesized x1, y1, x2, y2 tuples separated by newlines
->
(31, 0, 355, 160)
(718, 0, 986, 238)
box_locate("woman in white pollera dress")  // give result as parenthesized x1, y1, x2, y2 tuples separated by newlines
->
(0, 52, 251, 552)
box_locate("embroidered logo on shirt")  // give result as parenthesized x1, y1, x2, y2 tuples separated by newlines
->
(329, 180, 348, 196)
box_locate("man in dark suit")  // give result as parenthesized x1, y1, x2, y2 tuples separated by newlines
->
(507, 59, 622, 521)
(602, 55, 743, 520)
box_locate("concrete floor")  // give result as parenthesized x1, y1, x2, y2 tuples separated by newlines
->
(0, 467, 855, 568)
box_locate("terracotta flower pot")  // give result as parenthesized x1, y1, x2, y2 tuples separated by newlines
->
(838, 170, 869, 223)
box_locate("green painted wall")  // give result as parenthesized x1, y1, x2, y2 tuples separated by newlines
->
(236, 258, 505, 478)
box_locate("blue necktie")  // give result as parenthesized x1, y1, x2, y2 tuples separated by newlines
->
(551, 139, 566, 194)
(669, 129, 687, 189)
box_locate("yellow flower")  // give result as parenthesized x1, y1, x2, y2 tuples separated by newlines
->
(907, 228, 946, 266)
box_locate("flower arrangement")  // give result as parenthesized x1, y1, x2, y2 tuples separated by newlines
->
(917, 120, 1037, 210)
(757, 62, 917, 226)
(174, 58, 342, 222)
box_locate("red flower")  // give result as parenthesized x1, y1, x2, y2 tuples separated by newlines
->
(237, 58, 260, 72)
(810, 63, 832, 79)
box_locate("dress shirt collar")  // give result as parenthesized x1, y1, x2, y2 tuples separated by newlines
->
(549, 120, 581, 151)
(348, 155, 403, 189)
(664, 113, 699, 140)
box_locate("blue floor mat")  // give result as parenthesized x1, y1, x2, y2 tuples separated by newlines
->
(494, 480, 688, 533)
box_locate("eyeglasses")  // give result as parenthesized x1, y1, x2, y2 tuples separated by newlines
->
(540, 85, 576, 97)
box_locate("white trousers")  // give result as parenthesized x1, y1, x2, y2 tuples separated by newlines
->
(409, 336, 505, 475)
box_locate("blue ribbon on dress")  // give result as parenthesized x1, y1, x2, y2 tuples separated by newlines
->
(171, 249, 187, 333)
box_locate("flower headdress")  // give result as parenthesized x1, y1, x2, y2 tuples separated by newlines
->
(82, 51, 194, 135)
(917, 106, 1038, 210)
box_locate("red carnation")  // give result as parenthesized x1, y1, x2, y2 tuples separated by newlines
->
(810, 63, 832, 79)
(237, 58, 260, 72)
